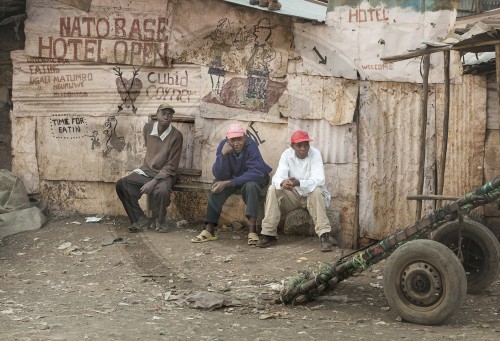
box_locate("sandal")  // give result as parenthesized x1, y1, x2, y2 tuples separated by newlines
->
(247, 232, 259, 246)
(191, 230, 218, 243)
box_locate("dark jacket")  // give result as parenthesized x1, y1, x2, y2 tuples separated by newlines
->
(212, 138, 272, 187)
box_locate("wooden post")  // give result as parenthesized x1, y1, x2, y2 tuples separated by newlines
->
(496, 44, 500, 137)
(438, 50, 451, 207)
(416, 55, 430, 220)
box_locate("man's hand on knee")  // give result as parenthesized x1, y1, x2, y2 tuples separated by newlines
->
(140, 179, 158, 194)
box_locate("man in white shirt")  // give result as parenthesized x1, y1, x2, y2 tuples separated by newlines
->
(256, 130, 334, 252)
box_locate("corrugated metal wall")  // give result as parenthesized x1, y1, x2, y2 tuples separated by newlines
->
(441, 75, 487, 197)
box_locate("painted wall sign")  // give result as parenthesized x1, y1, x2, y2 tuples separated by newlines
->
(11, 50, 201, 117)
(24, 0, 172, 67)
(294, 0, 460, 82)
(168, 0, 293, 76)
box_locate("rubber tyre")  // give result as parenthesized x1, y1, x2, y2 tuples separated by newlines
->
(383, 239, 466, 325)
(431, 219, 500, 294)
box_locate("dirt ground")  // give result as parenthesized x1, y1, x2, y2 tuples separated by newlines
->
(1, 213, 499, 341)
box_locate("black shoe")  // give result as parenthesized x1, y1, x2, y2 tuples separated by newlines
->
(320, 233, 334, 252)
(256, 235, 277, 248)
(156, 220, 173, 233)
(129, 216, 151, 233)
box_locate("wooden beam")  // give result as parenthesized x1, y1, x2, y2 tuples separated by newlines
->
(438, 50, 451, 207)
(381, 46, 451, 63)
(382, 39, 500, 63)
(416, 55, 430, 220)
(452, 39, 500, 51)
(407, 194, 460, 201)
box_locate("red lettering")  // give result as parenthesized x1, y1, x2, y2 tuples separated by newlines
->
(60, 18, 70, 36)
(84, 39, 97, 61)
(348, 9, 358, 23)
(81, 17, 96, 37)
(130, 41, 142, 64)
(114, 18, 126, 38)
(70, 17, 82, 37)
(144, 19, 156, 41)
(114, 40, 128, 63)
(67, 38, 82, 59)
(96, 18, 110, 38)
(39, 36, 53, 57)
(53, 38, 68, 58)
(128, 19, 142, 40)
(157, 17, 167, 41)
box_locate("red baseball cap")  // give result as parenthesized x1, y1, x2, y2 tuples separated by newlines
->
(290, 130, 313, 144)
(226, 123, 246, 139)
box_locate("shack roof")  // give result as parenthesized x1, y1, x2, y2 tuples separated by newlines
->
(223, 0, 327, 22)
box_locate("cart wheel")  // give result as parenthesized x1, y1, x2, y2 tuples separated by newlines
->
(383, 239, 466, 325)
(431, 219, 500, 294)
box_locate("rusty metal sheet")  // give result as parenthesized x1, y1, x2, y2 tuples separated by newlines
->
(168, 0, 294, 76)
(55, 0, 92, 12)
(40, 180, 127, 214)
(437, 74, 487, 197)
(35, 114, 195, 182)
(11, 116, 40, 194)
(11, 50, 201, 117)
(278, 74, 358, 125)
(358, 81, 427, 240)
(324, 163, 357, 249)
(316, 1, 461, 82)
(287, 118, 357, 164)
(198, 119, 288, 184)
(486, 74, 500, 130)
(484, 130, 500, 218)
(25, 0, 172, 67)
(224, 0, 327, 22)
(199, 66, 288, 117)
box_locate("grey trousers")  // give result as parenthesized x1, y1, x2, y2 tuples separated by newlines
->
(116, 172, 176, 224)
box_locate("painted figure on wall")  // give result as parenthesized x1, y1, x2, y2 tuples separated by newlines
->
(103, 116, 126, 157)
(207, 18, 231, 101)
(114, 66, 143, 113)
(245, 18, 276, 106)
(89, 130, 101, 150)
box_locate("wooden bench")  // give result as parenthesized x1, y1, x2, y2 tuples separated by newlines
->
(146, 167, 268, 219)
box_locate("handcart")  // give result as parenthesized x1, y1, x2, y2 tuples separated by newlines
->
(278, 177, 500, 325)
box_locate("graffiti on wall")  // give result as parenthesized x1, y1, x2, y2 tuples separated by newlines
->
(50, 114, 88, 139)
(202, 17, 286, 113)
(30, 15, 169, 67)
(246, 122, 266, 146)
(114, 66, 142, 113)
(102, 115, 130, 157)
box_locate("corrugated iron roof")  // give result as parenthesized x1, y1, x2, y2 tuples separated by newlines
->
(224, 0, 327, 22)
(382, 22, 500, 65)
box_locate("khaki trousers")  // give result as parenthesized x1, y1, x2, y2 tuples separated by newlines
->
(261, 185, 331, 237)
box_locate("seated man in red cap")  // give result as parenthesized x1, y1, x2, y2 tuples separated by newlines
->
(256, 130, 334, 252)
(191, 123, 272, 245)
(116, 103, 183, 233)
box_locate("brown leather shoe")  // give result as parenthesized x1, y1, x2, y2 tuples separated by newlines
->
(320, 233, 334, 252)
(256, 235, 277, 248)
(258, 0, 269, 7)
